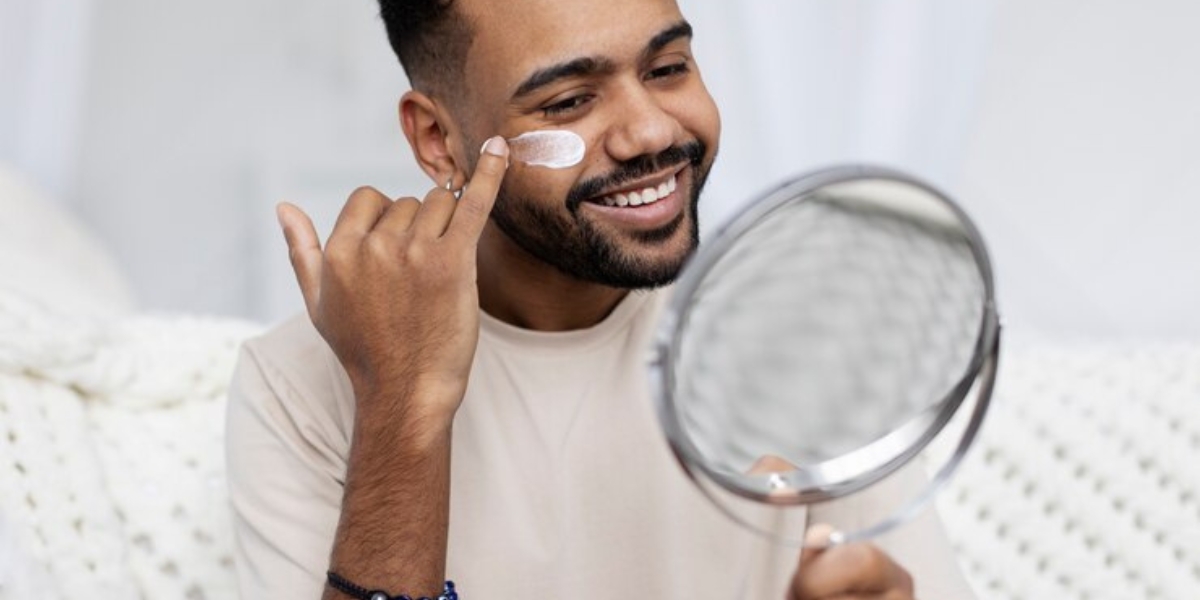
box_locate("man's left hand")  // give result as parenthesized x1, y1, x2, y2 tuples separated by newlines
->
(789, 524, 915, 600)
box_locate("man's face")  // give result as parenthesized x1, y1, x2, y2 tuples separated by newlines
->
(454, 0, 720, 288)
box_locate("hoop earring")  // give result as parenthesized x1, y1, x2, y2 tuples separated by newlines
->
(445, 176, 463, 199)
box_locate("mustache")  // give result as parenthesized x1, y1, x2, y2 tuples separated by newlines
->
(566, 140, 706, 212)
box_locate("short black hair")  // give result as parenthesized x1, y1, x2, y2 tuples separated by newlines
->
(377, 0, 474, 97)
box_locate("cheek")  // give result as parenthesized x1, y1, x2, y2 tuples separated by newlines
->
(502, 166, 581, 205)
(667, 81, 721, 147)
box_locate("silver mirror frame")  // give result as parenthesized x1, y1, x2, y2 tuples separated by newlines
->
(648, 164, 1001, 542)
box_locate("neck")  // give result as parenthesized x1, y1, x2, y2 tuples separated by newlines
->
(476, 223, 629, 332)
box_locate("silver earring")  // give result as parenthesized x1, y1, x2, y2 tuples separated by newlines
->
(446, 176, 463, 199)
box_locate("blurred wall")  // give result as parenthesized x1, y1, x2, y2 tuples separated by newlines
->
(71, 0, 420, 319)
(5, 0, 1199, 340)
(0, 0, 94, 202)
(958, 0, 1200, 340)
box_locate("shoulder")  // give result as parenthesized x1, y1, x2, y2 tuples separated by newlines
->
(228, 313, 355, 460)
(237, 315, 345, 400)
(239, 313, 341, 389)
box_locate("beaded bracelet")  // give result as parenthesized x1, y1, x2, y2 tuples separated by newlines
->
(326, 571, 458, 600)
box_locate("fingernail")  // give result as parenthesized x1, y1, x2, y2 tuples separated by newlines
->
(481, 136, 509, 157)
(804, 523, 837, 547)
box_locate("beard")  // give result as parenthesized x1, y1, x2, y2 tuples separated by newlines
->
(488, 140, 711, 289)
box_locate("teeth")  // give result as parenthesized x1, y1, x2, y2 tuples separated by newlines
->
(597, 174, 677, 208)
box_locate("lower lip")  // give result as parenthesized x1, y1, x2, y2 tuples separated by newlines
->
(580, 171, 687, 230)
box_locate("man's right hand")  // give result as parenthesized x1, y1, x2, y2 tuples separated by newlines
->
(276, 136, 509, 599)
(277, 136, 510, 433)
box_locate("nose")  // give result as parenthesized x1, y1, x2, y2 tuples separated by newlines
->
(602, 83, 680, 163)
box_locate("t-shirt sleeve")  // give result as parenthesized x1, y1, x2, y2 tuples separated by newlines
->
(225, 341, 347, 599)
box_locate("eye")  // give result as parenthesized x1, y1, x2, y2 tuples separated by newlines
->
(542, 94, 594, 117)
(645, 56, 691, 81)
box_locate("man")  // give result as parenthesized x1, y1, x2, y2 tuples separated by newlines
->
(226, 0, 977, 598)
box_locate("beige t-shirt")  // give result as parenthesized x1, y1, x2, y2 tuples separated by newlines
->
(226, 290, 976, 599)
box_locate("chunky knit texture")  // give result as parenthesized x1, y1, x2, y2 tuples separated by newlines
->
(937, 337, 1200, 599)
(0, 289, 257, 600)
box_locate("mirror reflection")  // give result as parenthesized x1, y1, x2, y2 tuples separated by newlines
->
(651, 169, 1001, 550)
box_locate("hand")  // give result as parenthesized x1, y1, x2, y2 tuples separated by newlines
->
(789, 523, 915, 600)
(277, 136, 510, 429)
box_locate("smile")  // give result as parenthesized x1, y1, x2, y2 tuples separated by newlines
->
(579, 167, 689, 231)
(591, 171, 681, 208)
(598, 175, 677, 207)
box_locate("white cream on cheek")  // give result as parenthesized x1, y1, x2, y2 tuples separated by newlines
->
(507, 130, 586, 169)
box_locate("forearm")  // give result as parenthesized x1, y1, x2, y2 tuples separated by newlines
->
(324, 390, 455, 600)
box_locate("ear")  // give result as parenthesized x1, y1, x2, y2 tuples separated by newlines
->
(400, 90, 465, 190)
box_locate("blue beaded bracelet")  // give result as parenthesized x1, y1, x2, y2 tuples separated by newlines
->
(326, 571, 458, 600)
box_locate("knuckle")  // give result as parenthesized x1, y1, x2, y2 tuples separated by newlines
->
(458, 196, 489, 221)
(474, 155, 506, 178)
(365, 234, 393, 258)
(348, 185, 383, 201)
(324, 241, 353, 266)
(865, 545, 888, 571)
(424, 187, 454, 203)
(400, 241, 427, 264)
(865, 545, 896, 577)
(846, 543, 884, 572)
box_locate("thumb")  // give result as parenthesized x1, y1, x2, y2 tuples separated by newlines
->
(798, 522, 838, 569)
(276, 202, 323, 318)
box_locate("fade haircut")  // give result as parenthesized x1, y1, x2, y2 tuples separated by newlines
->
(378, 0, 474, 98)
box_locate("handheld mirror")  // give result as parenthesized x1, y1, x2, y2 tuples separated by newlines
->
(649, 165, 1001, 547)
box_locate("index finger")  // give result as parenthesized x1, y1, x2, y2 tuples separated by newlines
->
(445, 135, 509, 243)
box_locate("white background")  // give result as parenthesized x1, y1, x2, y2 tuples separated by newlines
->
(2, 0, 1198, 340)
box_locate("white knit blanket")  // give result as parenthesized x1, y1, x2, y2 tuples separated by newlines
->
(1, 287, 1197, 599)
(0, 289, 258, 600)
(937, 337, 1200, 599)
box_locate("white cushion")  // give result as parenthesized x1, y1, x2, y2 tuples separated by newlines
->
(0, 164, 133, 316)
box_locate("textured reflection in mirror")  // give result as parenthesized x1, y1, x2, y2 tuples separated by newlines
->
(674, 180, 985, 476)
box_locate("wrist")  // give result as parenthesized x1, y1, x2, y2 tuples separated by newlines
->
(352, 380, 461, 444)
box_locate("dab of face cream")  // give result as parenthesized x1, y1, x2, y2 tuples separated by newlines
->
(508, 130, 585, 169)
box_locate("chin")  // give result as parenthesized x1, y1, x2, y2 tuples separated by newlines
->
(581, 209, 699, 290)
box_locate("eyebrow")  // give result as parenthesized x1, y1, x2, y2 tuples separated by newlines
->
(510, 20, 694, 100)
(644, 21, 693, 59)
(512, 56, 616, 100)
